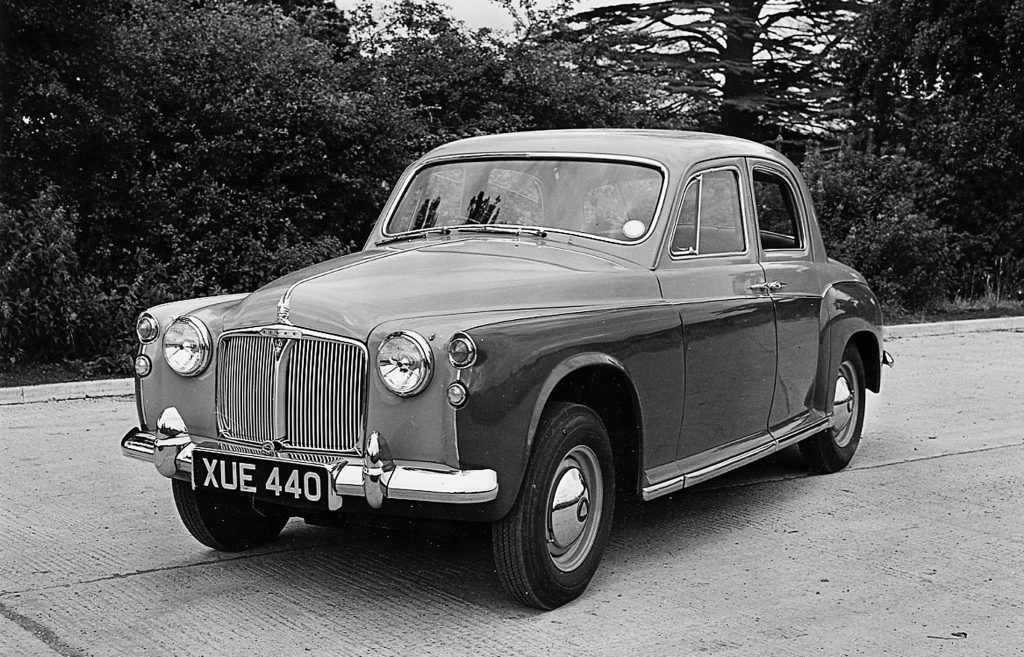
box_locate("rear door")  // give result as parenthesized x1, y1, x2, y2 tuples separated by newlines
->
(748, 159, 824, 435)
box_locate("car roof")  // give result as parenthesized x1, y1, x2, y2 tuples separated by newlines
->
(420, 129, 788, 171)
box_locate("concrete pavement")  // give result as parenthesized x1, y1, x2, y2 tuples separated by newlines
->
(0, 331, 1022, 656)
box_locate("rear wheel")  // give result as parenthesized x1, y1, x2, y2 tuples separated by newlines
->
(800, 344, 866, 474)
(492, 402, 615, 609)
(172, 479, 288, 551)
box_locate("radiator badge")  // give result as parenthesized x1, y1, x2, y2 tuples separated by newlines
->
(273, 338, 287, 360)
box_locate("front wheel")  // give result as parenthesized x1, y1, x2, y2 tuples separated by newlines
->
(800, 344, 866, 474)
(492, 402, 615, 609)
(172, 479, 289, 551)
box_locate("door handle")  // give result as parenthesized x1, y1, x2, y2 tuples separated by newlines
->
(750, 280, 786, 293)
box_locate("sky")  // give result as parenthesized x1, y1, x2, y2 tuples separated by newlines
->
(337, 0, 627, 33)
(449, 0, 624, 30)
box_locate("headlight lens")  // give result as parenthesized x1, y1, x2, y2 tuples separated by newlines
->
(377, 331, 433, 396)
(162, 317, 212, 377)
(136, 313, 160, 344)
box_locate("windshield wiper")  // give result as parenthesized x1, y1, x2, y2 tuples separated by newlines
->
(451, 225, 548, 239)
(375, 226, 451, 246)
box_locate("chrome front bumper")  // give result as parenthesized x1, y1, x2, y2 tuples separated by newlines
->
(121, 409, 498, 508)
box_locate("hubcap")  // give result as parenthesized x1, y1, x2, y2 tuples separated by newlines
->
(832, 360, 859, 448)
(547, 445, 602, 572)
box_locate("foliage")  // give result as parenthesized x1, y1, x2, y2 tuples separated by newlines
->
(838, 0, 1024, 299)
(0, 0, 666, 370)
(568, 0, 869, 142)
(0, 188, 97, 363)
(802, 149, 959, 311)
(1, 0, 1020, 371)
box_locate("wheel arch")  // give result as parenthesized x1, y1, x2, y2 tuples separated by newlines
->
(528, 353, 644, 498)
(821, 280, 884, 406)
(849, 330, 881, 394)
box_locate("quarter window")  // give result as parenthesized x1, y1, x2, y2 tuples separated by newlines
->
(753, 169, 803, 250)
(671, 169, 745, 256)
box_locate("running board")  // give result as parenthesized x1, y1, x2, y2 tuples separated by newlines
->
(641, 418, 829, 501)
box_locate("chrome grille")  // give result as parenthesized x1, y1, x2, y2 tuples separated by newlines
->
(218, 335, 276, 443)
(286, 339, 365, 451)
(217, 332, 367, 453)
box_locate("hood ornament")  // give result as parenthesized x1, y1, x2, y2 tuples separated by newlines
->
(276, 294, 291, 323)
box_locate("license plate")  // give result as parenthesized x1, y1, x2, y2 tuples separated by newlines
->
(192, 450, 342, 511)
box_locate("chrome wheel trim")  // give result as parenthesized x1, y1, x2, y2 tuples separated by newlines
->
(832, 360, 859, 448)
(546, 445, 603, 573)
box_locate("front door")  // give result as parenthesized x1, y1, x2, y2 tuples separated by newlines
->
(656, 161, 777, 466)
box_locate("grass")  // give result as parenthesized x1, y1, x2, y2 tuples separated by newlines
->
(0, 360, 129, 388)
(884, 297, 1024, 325)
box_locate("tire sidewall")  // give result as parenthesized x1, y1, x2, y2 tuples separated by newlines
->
(520, 404, 616, 599)
(817, 346, 866, 471)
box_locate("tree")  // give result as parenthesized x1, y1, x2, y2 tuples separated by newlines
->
(840, 0, 1024, 298)
(570, 0, 867, 142)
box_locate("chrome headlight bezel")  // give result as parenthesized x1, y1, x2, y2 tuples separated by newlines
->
(447, 332, 477, 368)
(136, 312, 160, 344)
(376, 330, 433, 397)
(162, 316, 212, 377)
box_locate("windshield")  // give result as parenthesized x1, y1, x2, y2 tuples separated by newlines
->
(385, 158, 664, 243)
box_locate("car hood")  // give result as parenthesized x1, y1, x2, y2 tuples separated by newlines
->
(220, 237, 660, 339)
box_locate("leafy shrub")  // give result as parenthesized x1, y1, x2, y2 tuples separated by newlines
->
(0, 188, 101, 363)
(802, 148, 960, 313)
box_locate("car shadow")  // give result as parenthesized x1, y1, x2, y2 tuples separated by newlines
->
(235, 446, 817, 613)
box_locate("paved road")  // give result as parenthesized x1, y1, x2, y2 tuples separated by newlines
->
(1, 332, 1022, 656)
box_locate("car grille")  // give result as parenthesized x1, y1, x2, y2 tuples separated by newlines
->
(216, 333, 367, 453)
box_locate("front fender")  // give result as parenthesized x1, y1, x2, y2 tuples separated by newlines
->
(453, 305, 681, 520)
(135, 294, 247, 433)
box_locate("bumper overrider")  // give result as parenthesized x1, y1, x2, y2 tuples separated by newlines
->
(121, 408, 499, 509)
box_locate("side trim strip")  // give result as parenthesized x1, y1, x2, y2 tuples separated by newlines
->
(640, 418, 829, 501)
(683, 441, 775, 488)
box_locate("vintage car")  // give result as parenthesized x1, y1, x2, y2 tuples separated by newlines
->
(122, 129, 890, 609)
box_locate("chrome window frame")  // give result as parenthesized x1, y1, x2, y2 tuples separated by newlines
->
(380, 152, 671, 247)
(750, 163, 811, 256)
(667, 164, 751, 261)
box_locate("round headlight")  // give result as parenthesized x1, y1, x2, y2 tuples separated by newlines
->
(447, 332, 477, 368)
(136, 313, 160, 344)
(377, 331, 433, 396)
(162, 317, 212, 377)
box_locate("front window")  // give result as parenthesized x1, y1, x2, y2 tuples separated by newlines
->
(671, 169, 745, 256)
(386, 158, 664, 243)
